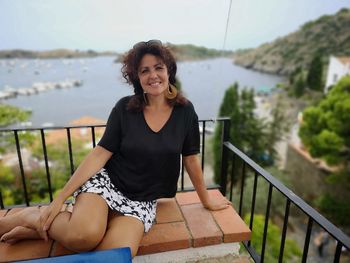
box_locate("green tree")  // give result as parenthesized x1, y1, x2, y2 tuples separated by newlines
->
(213, 83, 267, 184)
(306, 53, 324, 91)
(299, 75, 350, 227)
(0, 104, 31, 127)
(0, 104, 33, 154)
(213, 83, 240, 184)
(244, 214, 302, 262)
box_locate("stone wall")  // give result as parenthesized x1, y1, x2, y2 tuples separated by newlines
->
(284, 143, 331, 203)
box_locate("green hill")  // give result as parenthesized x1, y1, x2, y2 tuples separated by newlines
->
(0, 49, 117, 59)
(233, 8, 350, 75)
(168, 43, 233, 61)
(0, 44, 231, 61)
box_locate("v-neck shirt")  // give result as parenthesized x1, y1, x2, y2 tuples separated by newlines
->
(98, 96, 200, 201)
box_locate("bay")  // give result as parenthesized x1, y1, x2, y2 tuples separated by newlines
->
(0, 57, 285, 127)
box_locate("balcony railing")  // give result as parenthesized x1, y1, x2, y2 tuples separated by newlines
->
(0, 118, 349, 262)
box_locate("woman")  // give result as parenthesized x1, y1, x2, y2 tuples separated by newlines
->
(0, 40, 230, 257)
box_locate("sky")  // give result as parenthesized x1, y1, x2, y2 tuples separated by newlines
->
(0, 0, 349, 52)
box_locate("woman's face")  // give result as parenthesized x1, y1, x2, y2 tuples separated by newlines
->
(138, 54, 169, 98)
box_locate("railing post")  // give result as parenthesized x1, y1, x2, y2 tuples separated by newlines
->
(0, 190, 4, 209)
(220, 118, 230, 196)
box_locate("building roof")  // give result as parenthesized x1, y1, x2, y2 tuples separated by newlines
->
(45, 116, 106, 145)
(336, 56, 350, 65)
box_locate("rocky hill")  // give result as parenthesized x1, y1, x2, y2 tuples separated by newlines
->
(168, 43, 233, 61)
(233, 8, 350, 75)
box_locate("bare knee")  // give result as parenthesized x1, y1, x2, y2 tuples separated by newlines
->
(64, 225, 105, 252)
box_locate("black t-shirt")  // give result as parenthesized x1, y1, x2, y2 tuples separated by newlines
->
(98, 96, 200, 201)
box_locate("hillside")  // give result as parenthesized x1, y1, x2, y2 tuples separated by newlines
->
(0, 49, 118, 59)
(168, 43, 233, 61)
(0, 44, 231, 61)
(233, 8, 350, 75)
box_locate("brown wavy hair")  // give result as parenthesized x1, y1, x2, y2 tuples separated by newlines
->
(121, 40, 187, 111)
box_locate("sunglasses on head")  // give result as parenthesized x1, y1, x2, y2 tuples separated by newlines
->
(133, 40, 162, 49)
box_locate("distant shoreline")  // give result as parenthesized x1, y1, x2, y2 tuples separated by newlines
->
(0, 49, 119, 59)
(0, 45, 233, 61)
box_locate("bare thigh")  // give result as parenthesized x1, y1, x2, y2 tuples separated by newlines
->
(95, 212, 144, 258)
(49, 193, 109, 251)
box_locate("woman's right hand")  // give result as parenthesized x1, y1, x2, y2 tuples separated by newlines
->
(38, 196, 65, 241)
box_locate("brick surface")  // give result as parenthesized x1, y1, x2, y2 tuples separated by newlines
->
(0, 239, 53, 262)
(211, 205, 251, 242)
(0, 190, 252, 259)
(176, 189, 223, 206)
(181, 203, 222, 247)
(138, 222, 191, 255)
(156, 198, 184, 224)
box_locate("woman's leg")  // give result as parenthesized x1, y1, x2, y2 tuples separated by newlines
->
(0, 207, 41, 237)
(0, 193, 109, 252)
(48, 193, 109, 252)
(1, 226, 39, 244)
(95, 212, 144, 258)
(0, 204, 69, 243)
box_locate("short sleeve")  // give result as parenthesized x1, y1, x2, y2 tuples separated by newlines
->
(98, 99, 125, 153)
(182, 104, 200, 156)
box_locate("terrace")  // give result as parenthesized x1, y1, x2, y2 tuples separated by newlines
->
(0, 118, 349, 262)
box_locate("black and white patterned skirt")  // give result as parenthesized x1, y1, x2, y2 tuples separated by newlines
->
(73, 169, 157, 232)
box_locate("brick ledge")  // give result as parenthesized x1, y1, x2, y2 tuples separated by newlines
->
(0, 190, 251, 262)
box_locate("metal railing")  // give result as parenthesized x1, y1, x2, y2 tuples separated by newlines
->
(0, 118, 349, 262)
(0, 119, 223, 208)
(219, 118, 350, 263)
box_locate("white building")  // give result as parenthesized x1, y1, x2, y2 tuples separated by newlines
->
(325, 56, 350, 93)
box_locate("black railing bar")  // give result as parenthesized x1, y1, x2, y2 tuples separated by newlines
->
(219, 119, 230, 196)
(14, 130, 30, 206)
(0, 124, 107, 132)
(242, 241, 261, 263)
(0, 118, 223, 133)
(91, 126, 96, 148)
(3, 200, 75, 210)
(238, 161, 246, 216)
(177, 185, 221, 193)
(0, 191, 4, 209)
(248, 172, 258, 247)
(201, 121, 206, 170)
(278, 199, 291, 263)
(229, 153, 235, 201)
(40, 129, 53, 202)
(334, 241, 343, 263)
(181, 159, 185, 191)
(302, 217, 313, 263)
(261, 184, 273, 263)
(66, 128, 75, 175)
(212, 117, 230, 122)
(224, 141, 350, 249)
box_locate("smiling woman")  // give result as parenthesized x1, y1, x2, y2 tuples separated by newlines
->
(0, 40, 231, 258)
(121, 40, 187, 111)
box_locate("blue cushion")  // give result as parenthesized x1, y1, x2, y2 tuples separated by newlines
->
(19, 247, 132, 262)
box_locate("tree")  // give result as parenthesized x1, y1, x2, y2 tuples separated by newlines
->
(306, 53, 324, 91)
(244, 214, 302, 262)
(0, 104, 31, 127)
(213, 83, 266, 184)
(213, 83, 240, 184)
(299, 75, 350, 227)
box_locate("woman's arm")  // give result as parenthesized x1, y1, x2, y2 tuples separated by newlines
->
(56, 145, 112, 201)
(39, 145, 112, 238)
(183, 154, 230, 211)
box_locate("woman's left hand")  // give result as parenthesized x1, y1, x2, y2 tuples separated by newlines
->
(203, 197, 231, 211)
